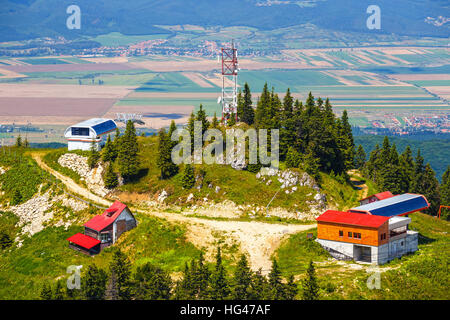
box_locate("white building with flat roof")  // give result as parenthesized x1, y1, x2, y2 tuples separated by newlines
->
(64, 118, 117, 151)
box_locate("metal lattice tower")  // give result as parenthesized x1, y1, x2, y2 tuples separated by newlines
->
(220, 40, 238, 122)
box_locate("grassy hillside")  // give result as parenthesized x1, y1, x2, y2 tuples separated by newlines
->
(274, 212, 450, 299)
(0, 212, 200, 299)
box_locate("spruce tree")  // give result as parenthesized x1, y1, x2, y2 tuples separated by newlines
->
(11, 188, 22, 205)
(181, 164, 195, 189)
(40, 282, 53, 300)
(174, 262, 195, 299)
(209, 247, 229, 299)
(192, 252, 210, 300)
(196, 104, 210, 135)
(286, 146, 301, 168)
(15, 135, 22, 147)
(117, 120, 139, 180)
(0, 232, 12, 249)
(157, 128, 179, 179)
(87, 138, 100, 169)
(102, 135, 116, 162)
(104, 163, 118, 189)
(109, 249, 132, 300)
(285, 275, 298, 300)
(232, 254, 253, 300)
(134, 263, 173, 300)
(227, 113, 236, 126)
(302, 260, 319, 300)
(82, 265, 107, 300)
(249, 268, 269, 300)
(241, 82, 254, 125)
(268, 258, 285, 300)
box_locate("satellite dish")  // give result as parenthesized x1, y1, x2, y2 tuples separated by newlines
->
(217, 96, 222, 104)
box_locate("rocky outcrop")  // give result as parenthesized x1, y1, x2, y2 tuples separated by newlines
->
(58, 153, 109, 196)
(0, 166, 5, 175)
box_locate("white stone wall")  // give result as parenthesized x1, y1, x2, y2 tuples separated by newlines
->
(68, 140, 99, 151)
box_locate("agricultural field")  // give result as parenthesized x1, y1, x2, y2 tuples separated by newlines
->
(0, 45, 448, 144)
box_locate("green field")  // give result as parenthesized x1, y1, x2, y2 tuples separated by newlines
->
(90, 32, 169, 47)
(19, 58, 69, 65)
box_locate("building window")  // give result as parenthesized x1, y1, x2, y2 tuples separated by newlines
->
(339, 230, 343, 237)
(380, 233, 387, 240)
(100, 233, 110, 243)
(355, 233, 361, 239)
(348, 232, 353, 238)
(401, 241, 404, 246)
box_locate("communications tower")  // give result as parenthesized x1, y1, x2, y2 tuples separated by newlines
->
(220, 40, 238, 122)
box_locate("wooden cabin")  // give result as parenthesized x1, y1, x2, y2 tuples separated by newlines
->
(67, 201, 137, 255)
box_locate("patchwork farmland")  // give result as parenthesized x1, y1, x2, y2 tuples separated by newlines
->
(0, 46, 448, 145)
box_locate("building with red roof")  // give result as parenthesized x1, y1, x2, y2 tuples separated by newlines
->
(358, 191, 394, 205)
(67, 201, 137, 255)
(316, 207, 419, 265)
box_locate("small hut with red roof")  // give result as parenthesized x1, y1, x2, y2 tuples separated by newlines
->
(67, 201, 137, 255)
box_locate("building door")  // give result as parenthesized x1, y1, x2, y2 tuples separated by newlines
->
(392, 243, 398, 257)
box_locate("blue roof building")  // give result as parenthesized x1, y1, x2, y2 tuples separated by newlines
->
(64, 118, 117, 151)
(349, 193, 429, 217)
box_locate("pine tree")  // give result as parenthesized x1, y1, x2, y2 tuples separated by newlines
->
(181, 164, 195, 189)
(302, 260, 319, 300)
(209, 247, 229, 299)
(249, 268, 269, 300)
(174, 262, 195, 299)
(40, 282, 53, 300)
(241, 82, 254, 125)
(87, 138, 100, 169)
(82, 264, 108, 300)
(285, 275, 298, 300)
(15, 135, 22, 147)
(285, 146, 301, 168)
(399, 145, 415, 193)
(102, 135, 116, 162)
(109, 249, 132, 300)
(196, 104, 210, 135)
(231, 254, 253, 300)
(187, 111, 195, 152)
(192, 252, 210, 300)
(268, 258, 285, 300)
(117, 120, 139, 180)
(339, 110, 355, 170)
(157, 128, 179, 179)
(354, 144, 366, 169)
(168, 120, 177, 148)
(211, 112, 219, 129)
(227, 113, 236, 126)
(134, 263, 173, 300)
(413, 163, 441, 215)
(104, 163, 118, 189)
(23, 137, 29, 148)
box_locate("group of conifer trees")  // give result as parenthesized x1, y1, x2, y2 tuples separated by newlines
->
(88, 120, 140, 189)
(156, 83, 355, 180)
(362, 136, 444, 215)
(41, 248, 320, 300)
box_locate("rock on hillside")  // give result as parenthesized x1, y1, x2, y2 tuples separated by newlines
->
(58, 153, 109, 197)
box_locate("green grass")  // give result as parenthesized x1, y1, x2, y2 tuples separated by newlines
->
(116, 136, 357, 212)
(19, 58, 69, 65)
(275, 212, 450, 300)
(42, 149, 89, 186)
(0, 148, 51, 205)
(90, 32, 169, 47)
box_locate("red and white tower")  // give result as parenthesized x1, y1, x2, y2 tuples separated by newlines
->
(220, 40, 238, 122)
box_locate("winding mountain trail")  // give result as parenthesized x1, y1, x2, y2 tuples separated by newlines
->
(31, 152, 316, 273)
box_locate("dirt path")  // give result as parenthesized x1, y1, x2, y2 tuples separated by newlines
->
(32, 152, 316, 273)
(348, 169, 369, 200)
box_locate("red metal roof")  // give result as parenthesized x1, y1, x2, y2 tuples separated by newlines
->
(316, 210, 390, 228)
(67, 233, 100, 249)
(84, 201, 127, 232)
(360, 191, 394, 202)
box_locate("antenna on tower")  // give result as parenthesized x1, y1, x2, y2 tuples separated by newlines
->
(219, 40, 238, 123)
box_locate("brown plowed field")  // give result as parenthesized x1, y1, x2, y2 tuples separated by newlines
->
(0, 63, 135, 73)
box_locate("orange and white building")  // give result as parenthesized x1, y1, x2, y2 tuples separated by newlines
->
(316, 192, 429, 264)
